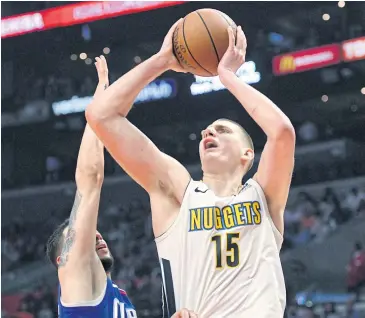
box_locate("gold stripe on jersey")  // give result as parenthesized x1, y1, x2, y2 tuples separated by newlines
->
(189, 201, 262, 231)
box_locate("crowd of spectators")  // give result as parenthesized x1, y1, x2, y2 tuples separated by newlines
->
(283, 187, 365, 251)
(5, 74, 97, 113)
(2, 181, 365, 317)
(347, 241, 365, 300)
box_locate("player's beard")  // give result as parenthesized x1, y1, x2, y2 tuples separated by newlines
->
(101, 254, 114, 273)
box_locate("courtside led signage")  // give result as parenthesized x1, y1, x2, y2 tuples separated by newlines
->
(52, 79, 177, 116)
(2, 1, 185, 38)
(342, 37, 365, 62)
(272, 44, 341, 76)
(190, 61, 261, 96)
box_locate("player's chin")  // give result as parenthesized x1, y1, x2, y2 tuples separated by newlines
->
(202, 150, 221, 162)
(96, 247, 110, 257)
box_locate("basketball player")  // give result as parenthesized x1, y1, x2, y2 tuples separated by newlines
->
(86, 19, 295, 318)
(46, 56, 197, 318)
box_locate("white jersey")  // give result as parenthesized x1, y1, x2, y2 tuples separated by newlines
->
(155, 178, 286, 318)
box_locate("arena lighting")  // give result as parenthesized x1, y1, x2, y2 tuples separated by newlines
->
(85, 58, 92, 65)
(350, 104, 358, 112)
(321, 95, 329, 102)
(80, 53, 87, 60)
(1, 1, 185, 39)
(322, 13, 330, 21)
(70, 54, 77, 61)
(190, 61, 261, 96)
(342, 37, 365, 62)
(361, 87, 365, 95)
(103, 47, 110, 54)
(134, 56, 142, 64)
(338, 1, 345, 8)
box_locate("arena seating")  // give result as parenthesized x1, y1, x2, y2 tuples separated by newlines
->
(2, 169, 364, 317)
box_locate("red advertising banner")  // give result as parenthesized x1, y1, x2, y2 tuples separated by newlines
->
(272, 44, 341, 76)
(1, 1, 185, 39)
(342, 36, 365, 62)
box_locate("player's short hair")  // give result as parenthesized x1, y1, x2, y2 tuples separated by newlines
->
(218, 118, 255, 170)
(217, 118, 254, 150)
(46, 218, 69, 268)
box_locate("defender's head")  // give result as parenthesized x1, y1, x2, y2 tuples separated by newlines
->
(46, 219, 114, 273)
(199, 119, 254, 176)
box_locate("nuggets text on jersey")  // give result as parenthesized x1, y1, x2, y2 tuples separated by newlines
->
(189, 200, 262, 231)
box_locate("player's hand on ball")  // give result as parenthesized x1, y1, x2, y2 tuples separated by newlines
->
(158, 19, 187, 73)
(218, 25, 247, 77)
(172, 308, 198, 318)
(94, 55, 109, 87)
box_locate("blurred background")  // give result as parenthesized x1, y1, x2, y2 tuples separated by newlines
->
(1, 1, 365, 317)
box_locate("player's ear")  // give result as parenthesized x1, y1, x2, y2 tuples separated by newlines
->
(240, 148, 254, 167)
(56, 256, 61, 266)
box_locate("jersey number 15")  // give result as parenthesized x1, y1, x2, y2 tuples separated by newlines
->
(211, 233, 240, 269)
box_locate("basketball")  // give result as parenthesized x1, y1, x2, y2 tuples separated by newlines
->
(172, 9, 237, 77)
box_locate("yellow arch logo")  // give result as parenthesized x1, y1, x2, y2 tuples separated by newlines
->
(279, 55, 296, 73)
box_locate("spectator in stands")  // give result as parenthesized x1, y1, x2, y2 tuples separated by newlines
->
(320, 187, 344, 225)
(35, 301, 53, 318)
(347, 241, 365, 300)
(309, 210, 327, 242)
(323, 302, 341, 318)
(344, 187, 365, 217)
(344, 296, 361, 318)
(285, 192, 317, 247)
(292, 305, 316, 318)
(358, 199, 365, 218)
(14, 298, 34, 318)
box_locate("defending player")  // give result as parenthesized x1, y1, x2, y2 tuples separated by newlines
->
(86, 19, 295, 318)
(46, 56, 137, 318)
(46, 57, 198, 318)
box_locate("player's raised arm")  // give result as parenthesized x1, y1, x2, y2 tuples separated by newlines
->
(218, 26, 295, 234)
(85, 20, 190, 203)
(56, 58, 108, 297)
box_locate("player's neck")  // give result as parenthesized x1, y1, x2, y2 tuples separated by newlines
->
(107, 272, 111, 279)
(202, 172, 243, 197)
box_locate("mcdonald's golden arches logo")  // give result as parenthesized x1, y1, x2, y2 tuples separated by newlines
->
(279, 55, 296, 73)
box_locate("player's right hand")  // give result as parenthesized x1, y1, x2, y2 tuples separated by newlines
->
(172, 308, 198, 318)
(95, 55, 109, 87)
(158, 19, 187, 73)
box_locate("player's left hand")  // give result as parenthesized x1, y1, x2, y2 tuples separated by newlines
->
(172, 308, 198, 318)
(95, 55, 109, 87)
(218, 25, 247, 77)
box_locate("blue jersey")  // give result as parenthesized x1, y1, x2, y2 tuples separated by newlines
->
(58, 277, 137, 318)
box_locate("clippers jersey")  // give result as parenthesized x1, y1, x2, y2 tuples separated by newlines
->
(58, 277, 137, 318)
(156, 178, 286, 318)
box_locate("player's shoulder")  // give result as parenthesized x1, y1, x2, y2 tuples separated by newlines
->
(190, 179, 208, 193)
(189, 178, 257, 194)
(109, 280, 134, 305)
(110, 280, 127, 296)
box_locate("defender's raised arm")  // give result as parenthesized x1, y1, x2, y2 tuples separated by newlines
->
(52, 57, 108, 303)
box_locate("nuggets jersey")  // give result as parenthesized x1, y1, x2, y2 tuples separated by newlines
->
(156, 178, 286, 318)
(58, 277, 137, 318)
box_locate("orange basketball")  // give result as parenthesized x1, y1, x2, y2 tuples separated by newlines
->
(172, 9, 237, 77)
